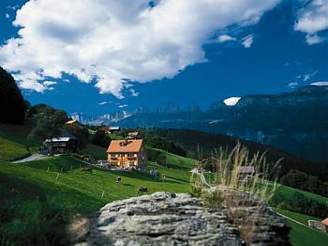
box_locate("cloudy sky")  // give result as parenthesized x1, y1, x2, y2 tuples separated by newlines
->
(0, 0, 327, 115)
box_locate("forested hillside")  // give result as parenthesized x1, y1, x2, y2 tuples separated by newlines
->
(0, 67, 26, 124)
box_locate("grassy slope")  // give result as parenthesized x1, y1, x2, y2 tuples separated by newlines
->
(1, 123, 327, 245)
(1, 153, 328, 245)
(0, 152, 194, 243)
(0, 122, 39, 161)
(275, 183, 328, 206)
(272, 185, 328, 246)
(0, 153, 193, 211)
(277, 209, 328, 246)
(0, 137, 29, 161)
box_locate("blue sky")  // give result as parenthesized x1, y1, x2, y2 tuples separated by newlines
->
(0, 0, 327, 115)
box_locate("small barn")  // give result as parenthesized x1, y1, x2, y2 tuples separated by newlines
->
(65, 119, 80, 127)
(127, 131, 139, 139)
(107, 139, 147, 170)
(97, 126, 120, 134)
(42, 137, 79, 155)
(108, 126, 120, 134)
(237, 166, 255, 182)
(308, 220, 328, 232)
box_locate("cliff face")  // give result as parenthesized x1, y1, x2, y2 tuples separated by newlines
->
(74, 192, 290, 245)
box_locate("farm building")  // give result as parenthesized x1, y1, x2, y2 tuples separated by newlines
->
(308, 220, 328, 233)
(127, 131, 139, 139)
(237, 166, 255, 182)
(65, 119, 80, 127)
(98, 126, 120, 134)
(107, 139, 147, 170)
(42, 137, 79, 155)
(108, 126, 120, 133)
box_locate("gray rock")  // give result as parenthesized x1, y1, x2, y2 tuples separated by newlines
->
(78, 191, 290, 246)
(81, 192, 242, 246)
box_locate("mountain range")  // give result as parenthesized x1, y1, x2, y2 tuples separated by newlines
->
(75, 84, 328, 162)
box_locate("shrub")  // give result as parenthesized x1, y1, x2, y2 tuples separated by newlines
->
(143, 134, 187, 157)
(201, 189, 224, 208)
(270, 189, 328, 218)
(66, 125, 89, 148)
(147, 149, 167, 167)
(92, 129, 111, 148)
(27, 104, 69, 140)
(191, 143, 281, 210)
(280, 169, 328, 197)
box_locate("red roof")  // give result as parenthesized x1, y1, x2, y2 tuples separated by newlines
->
(107, 139, 143, 153)
(322, 218, 328, 226)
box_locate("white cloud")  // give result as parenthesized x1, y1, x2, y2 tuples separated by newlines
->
(43, 81, 57, 86)
(5, 13, 10, 19)
(217, 34, 236, 43)
(242, 34, 254, 48)
(288, 82, 298, 89)
(311, 81, 328, 86)
(224, 97, 241, 106)
(118, 104, 128, 109)
(305, 33, 325, 45)
(98, 101, 110, 106)
(295, 0, 328, 45)
(0, 0, 280, 97)
(130, 88, 140, 97)
(302, 70, 318, 81)
(9, 5, 20, 11)
(303, 74, 311, 81)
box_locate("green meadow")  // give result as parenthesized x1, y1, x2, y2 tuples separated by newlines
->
(0, 125, 327, 245)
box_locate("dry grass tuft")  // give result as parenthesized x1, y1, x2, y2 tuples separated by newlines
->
(191, 143, 281, 202)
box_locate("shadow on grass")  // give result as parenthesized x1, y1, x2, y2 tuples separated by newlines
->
(23, 156, 87, 173)
(166, 162, 192, 171)
(0, 172, 102, 245)
(165, 175, 189, 184)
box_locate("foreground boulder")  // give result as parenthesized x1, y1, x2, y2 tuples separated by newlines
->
(76, 192, 290, 245)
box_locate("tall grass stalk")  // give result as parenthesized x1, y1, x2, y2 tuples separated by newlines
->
(191, 143, 281, 202)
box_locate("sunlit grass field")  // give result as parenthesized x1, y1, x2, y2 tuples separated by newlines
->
(0, 123, 327, 245)
(0, 153, 194, 244)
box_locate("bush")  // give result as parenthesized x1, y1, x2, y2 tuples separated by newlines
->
(270, 190, 328, 218)
(146, 148, 167, 165)
(191, 144, 280, 205)
(92, 129, 111, 148)
(201, 189, 224, 208)
(143, 134, 187, 157)
(66, 125, 89, 148)
(0, 67, 26, 124)
(280, 169, 328, 197)
(28, 104, 69, 140)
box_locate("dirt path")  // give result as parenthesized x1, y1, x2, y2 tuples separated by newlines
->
(12, 154, 48, 163)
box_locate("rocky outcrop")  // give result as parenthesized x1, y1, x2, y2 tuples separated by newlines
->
(222, 189, 290, 246)
(76, 192, 290, 245)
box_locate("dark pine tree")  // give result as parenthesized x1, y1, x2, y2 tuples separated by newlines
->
(0, 67, 26, 124)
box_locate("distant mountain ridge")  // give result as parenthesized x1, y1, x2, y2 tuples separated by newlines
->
(77, 85, 328, 162)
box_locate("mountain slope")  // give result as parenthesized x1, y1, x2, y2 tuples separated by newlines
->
(0, 152, 193, 244)
(117, 85, 328, 162)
